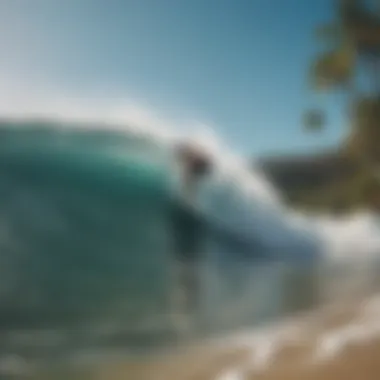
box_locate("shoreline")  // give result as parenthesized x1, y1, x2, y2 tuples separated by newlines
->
(97, 295, 380, 380)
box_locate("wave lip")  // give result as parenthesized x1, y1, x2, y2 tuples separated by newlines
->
(0, 115, 379, 262)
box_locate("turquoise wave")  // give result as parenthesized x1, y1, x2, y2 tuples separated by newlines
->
(0, 120, 320, 352)
(0, 121, 174, 329)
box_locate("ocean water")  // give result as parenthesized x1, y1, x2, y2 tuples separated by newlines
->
(0, 118, 379, 377)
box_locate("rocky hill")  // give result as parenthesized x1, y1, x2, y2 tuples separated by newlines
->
(258, 150, 364, 212)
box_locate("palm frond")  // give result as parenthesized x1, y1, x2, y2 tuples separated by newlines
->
(310, 44, 356, 91)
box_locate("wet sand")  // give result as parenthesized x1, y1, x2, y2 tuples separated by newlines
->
(84, 295, 380, 380)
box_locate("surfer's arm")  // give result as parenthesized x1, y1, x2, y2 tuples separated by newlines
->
(174, 141, 212, 205)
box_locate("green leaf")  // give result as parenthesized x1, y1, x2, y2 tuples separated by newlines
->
(310, 44, 356, 91)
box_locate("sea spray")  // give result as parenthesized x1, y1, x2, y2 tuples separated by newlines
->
(0, 114, 377, 375)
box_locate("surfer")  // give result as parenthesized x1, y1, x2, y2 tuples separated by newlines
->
(171, 141, 212, 333)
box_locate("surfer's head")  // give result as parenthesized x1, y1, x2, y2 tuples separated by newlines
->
(175, 141, 212, 178)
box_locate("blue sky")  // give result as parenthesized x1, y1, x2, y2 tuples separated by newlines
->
(0, 0, 346, 157)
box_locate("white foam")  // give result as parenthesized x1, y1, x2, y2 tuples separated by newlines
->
(0, 90, 379, 261)
(0, 91, 282, 208)
(214, 293, 380, 379)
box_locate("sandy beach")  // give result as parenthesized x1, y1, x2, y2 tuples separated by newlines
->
(83, 295, 380, 380)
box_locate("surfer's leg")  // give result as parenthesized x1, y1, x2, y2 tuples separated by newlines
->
(170, 202, 203, 333)
(170, 259, 187, 331)
(183, 260, 199, 314)
(170, 258, 199, 334)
